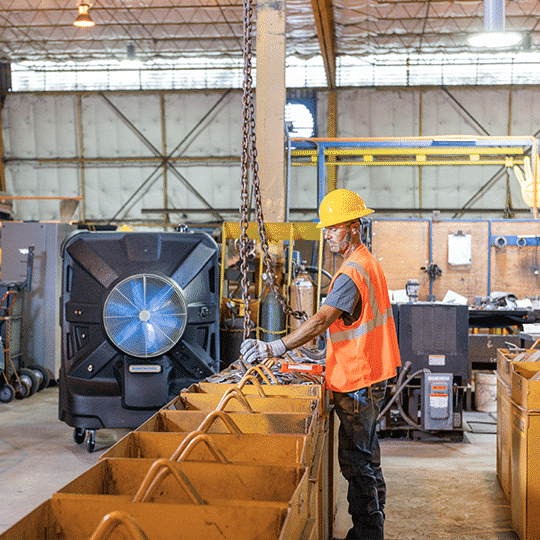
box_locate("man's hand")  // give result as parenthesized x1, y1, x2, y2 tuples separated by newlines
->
(240, 338, 286, 364)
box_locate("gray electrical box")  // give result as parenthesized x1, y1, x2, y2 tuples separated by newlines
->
(421, 372, 454, 431)
(1, 221, 75, 378)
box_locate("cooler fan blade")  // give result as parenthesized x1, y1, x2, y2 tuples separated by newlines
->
(103, 274, 187, 358)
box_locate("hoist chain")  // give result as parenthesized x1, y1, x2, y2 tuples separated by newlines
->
(239, 0, 307, 341)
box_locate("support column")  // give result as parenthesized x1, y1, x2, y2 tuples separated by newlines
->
(160, 92, 170, 230)
(0, 63, 10, 193)
(0, 100, 5, 192)
(327, 89, 337, 192)
(256, 0, 286, 222)
(418, 90, 423, 216)
(76, 94, 86, 222)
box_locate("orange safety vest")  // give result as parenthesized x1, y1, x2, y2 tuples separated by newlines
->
(325, 244, 401, 393)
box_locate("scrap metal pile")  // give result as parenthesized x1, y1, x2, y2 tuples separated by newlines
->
(209, 351, 325, 386)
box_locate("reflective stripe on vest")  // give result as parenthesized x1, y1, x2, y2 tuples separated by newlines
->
(328, 261, 392, 343)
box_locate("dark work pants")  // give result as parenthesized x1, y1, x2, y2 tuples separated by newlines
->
(333, 380, 387, 540)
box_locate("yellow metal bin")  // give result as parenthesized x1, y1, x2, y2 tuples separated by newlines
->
(185, 381, 330, 414)
(172, 391, 319, 415)
(194, 380, 323, 398)
(0, 496, 310, 540)
(101, 430, 310, 466)
(497, 342, 540, 386)
(55, 458, 309, 506)
(137, 408, 318, 437)
(0, 352, 334, 540)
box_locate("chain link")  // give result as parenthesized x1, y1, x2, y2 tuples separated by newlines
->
(239, 0, 307, 341)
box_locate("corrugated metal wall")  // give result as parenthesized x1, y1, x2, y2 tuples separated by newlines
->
(2, 86, 538, 226)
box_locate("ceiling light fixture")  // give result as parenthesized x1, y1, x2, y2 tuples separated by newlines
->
(74, 4, 95, 28)
(468, 0, 522, 48)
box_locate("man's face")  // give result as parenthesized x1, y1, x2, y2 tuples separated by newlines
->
(323, 222, 355, 255)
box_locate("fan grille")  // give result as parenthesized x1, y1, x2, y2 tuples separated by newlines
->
(103, 274, 187, 358)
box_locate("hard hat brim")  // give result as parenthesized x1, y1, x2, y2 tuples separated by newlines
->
(316, 207, 374, 228)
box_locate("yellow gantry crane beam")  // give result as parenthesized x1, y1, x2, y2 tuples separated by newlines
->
(288, 136, 540, 218)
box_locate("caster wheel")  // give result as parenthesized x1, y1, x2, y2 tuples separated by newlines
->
(18, 368, 39, 396)
(27, 364, 50, 391)
(73, 428, 86, 445)
(14, 380, 31, 399)
(86, 430, 96, 453)
(44, 367, 56, 387)
(0, 383, 15, 403)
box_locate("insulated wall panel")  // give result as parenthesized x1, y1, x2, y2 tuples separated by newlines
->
(1, 90, 242, 225)
(336, 89, 419, 212)
(418, 88, 515, 213)
(81, 94, 161, 158)
(164, 92, 241, 157)
(1, 87, 539, 224)
(3, 93, 80, 221)
(329, 87, 533, 218)
(421, 88, 509, 136)
(83, 166, 163, 222)
(3, 94, 77, 158)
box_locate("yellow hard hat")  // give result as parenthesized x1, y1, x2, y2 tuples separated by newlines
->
(317, 189, 374, 228)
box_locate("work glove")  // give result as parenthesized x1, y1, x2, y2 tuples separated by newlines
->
(240, 338, 287, 364)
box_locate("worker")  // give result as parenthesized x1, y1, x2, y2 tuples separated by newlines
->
(240, 189, 401, 540)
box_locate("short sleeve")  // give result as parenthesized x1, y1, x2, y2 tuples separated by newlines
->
(324, 274, 360, 316)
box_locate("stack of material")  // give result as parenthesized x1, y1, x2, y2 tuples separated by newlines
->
(0, 355, 333, 540)
(497, 343, 540, 540)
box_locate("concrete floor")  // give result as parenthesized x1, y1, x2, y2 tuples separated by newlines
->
(334, 419, 518, 540)
(0, 387, 517, 539)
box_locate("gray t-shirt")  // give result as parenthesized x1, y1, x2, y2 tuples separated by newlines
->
(324, 274, 362, 326)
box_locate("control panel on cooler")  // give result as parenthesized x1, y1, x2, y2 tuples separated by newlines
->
(421, 373, 454, 431)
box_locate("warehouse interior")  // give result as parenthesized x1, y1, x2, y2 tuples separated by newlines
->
(1, 1, 540, 539)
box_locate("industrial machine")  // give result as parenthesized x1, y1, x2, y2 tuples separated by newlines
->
(379, 302, 469, 440)
(58, 230, 220, 452)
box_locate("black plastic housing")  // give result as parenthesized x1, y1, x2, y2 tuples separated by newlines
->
(58, 230, 219, 430)
(396, 302, 470, 384)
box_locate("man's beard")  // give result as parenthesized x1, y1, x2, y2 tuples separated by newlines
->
(329, 229, 354, 255)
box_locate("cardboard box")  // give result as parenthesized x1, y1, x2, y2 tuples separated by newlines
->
(497, 348, 516, 386)
(497, 349, 540, 386)
(510, 402, 540, 539)
(511, 362, 540, 410)
(496, 376, 511, 500)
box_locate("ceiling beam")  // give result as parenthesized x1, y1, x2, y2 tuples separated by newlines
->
(311, 0, 336, 89)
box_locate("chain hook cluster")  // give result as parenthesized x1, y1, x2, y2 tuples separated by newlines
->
(238, 0, 307, 341)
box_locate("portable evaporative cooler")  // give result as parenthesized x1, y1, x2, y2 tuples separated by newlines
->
(58, 230, 219, 451)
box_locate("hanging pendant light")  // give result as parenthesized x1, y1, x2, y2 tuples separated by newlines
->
(74, 3, 95, 28)
(468, 0, 522, 48)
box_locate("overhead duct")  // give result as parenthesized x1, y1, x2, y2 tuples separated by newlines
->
(484, 0, 504, 32)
